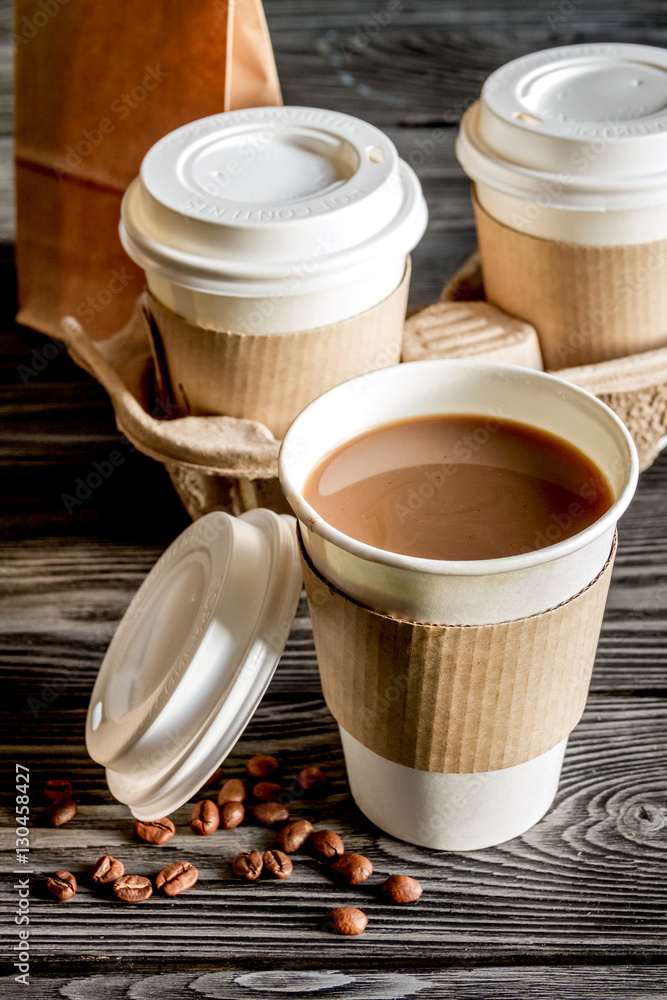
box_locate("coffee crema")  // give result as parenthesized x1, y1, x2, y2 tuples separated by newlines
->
(302, 414, 613, 560)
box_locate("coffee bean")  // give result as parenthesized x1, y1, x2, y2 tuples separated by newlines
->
(325, 906, 367, 936)
(263, 849, 293, 880)
(275, 819, 313, 853)
(44, 779, 73, 801)
(47, 797, 77, 827)
(221, 801, 245, 829)
(330, 852, 373, 885)
(381, 874, 423, 904)
(232, 850, 263, 881)
(253, 801, 289, 826)
(252, 781, 283, 802)
(246, 754, 280, 778)
(217, 778, 246, 806)
(133, 817, 175, 845)
(190, 799, 220, 836)
(113, 874, 153, 903)
(45, 871, 77, 901)
(296, 766, 328, 793)
(311, 829, 345, 861)
(91, 855, 124, 885)
(155, 861, 199, 896)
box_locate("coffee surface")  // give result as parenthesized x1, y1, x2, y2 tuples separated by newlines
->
(303, 415, 613, 560)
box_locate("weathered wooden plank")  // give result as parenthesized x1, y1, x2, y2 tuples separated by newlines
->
(0, 958, 667, 1000)
(1, 965, 667, 1000)
(2, 695, 666, 964)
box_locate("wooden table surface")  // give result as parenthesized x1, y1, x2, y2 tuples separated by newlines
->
(2, 1, 667, 997)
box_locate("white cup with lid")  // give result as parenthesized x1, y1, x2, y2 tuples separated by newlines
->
(120, 106, 427, 438)
(456, 43, 667, 367)
(121, 105, 427, 333)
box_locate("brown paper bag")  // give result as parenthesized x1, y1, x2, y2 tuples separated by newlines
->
(14, 0, 282, 340)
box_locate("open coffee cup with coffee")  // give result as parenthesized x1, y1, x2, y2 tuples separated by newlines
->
(280, 360, 638, 850)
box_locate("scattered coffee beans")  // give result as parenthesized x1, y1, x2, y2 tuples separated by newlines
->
(326, 906, 367, 936)
(263, 849, 293, 880)
(246, 754, 280, 778)
(276, 819, 313, 853)
(252, 781, 283, 802)
(44, 779, 73, 801)
(331, 852, 373, 885)
(296, 766, 328, 793)
(45, 871, 77, 901)
(113, 874, 153, 903)
(47, 797, 77, 828)
(221, 800, 245, 829)
(233, 850, 263, 881)
(311, 829, 345, 861)
(133, 817, 175, 845)
(217, 778, 246, 806)
(91, 855, 124, 885)
(42, 751, 421, 929)
(253, 802, 289, 826)
(381, 874, 423, 904)
(155, 861, 198, 896)
(190, 799, 220, 836)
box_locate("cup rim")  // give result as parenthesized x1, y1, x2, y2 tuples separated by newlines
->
(278, 359, 639, 578)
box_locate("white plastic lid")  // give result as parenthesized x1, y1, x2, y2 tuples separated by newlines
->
(120, 106, 428, 296)
(85, 510, 303, 820)
(456, 43, 667, 210)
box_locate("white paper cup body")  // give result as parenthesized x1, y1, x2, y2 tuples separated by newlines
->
(475, 182, 667, 246)
(340, 729, 569, 851)
(279, 359, 638, 849)
(142, 256, 408, 332)
(120, 106, 427, 333)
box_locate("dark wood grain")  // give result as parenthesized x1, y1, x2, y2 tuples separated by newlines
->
(2, 0, 667, 993)
(1, 965, 667, 999)
(2, 693, 667, 966)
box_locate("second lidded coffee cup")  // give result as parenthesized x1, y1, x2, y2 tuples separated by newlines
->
(120, 106, 427, 438)
(456, 43, 667, 369)
(280, 360, 638, 850)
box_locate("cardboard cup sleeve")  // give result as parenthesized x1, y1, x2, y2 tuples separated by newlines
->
(473, 190, 667, 370)
(301, 531, 617, 774)
(147, 260, 411, 439)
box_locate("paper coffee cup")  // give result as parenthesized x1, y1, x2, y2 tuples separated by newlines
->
(280, 360, 638, 849)
(120, 107, 427, 435)
(456, 43, 667, 368)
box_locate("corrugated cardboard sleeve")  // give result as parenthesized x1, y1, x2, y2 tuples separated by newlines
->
(147, 260, 411, 440)
(301, 532, 616, 774)
(473, 190, 667, 370)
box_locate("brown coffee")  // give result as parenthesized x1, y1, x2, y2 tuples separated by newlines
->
(303, 414, 613, 560)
